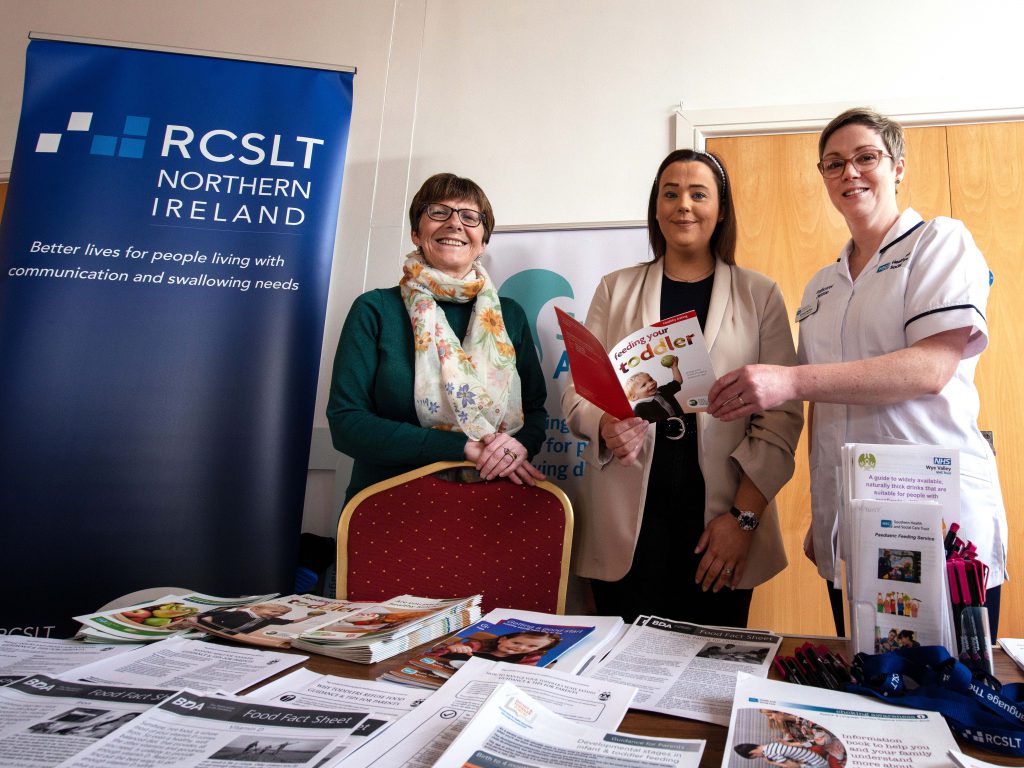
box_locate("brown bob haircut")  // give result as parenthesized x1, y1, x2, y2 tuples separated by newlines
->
(408, 173, 495, 243)
(647, 150, 737, 266)
(818, 107, 906, 163)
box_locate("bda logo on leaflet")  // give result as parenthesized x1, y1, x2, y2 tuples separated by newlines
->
(35, 112, 150, 158)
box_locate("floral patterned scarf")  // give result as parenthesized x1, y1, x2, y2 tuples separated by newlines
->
(399, 251, 524, 440)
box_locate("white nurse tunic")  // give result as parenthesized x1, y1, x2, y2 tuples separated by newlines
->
(796, 208, 1007, 584)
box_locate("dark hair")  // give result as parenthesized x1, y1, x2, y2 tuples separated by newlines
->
(818, 107, 906, 162)
(647, 150, 736, 265)
(408, 172, 495, 243)
(734, 744, 760, 758)
(479, 630, 561, 654)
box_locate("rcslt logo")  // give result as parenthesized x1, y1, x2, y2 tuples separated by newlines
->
(36, 112, 324, 169)
(36, 112, 150, 158)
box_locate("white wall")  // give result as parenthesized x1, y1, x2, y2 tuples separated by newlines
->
(3, 0, 1024, 535)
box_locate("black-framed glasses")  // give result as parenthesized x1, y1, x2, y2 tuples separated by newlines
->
(817, 148, 893, 179)
(421, 203, 486, 228)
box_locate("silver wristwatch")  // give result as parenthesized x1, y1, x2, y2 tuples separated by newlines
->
(730, 506, 759, 531)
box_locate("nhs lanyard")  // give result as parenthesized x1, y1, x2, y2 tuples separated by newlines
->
(849, 646, 1024, 756)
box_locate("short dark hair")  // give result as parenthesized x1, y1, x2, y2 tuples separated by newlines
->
(647, 150, 736, 265)
(408, 173, 495, 243)
(734, 744, 760, 758)
(818, 107, 906, 162)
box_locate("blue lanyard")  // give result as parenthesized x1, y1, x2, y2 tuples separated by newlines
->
(849, 646, 1024, 756)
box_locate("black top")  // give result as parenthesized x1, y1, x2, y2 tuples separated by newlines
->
(657, 273, 714, 436)
(660, 272, 714, 327)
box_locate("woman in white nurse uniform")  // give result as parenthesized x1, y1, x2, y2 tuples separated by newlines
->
(707, 108, 1008, 636)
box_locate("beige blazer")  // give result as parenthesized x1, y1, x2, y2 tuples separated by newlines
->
(561, 259, 803, 589)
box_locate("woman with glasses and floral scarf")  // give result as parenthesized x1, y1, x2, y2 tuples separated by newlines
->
(708, 108, 1007, 636)
(327, 173, 546, 505)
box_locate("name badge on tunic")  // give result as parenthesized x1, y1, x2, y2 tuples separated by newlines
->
(795, 297, 818, 322)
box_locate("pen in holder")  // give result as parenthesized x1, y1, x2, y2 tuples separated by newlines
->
(947, 533, 992, 676)
(958, 605, 992, 675)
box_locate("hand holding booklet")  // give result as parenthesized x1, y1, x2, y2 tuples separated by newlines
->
(555, 307, 716, 421)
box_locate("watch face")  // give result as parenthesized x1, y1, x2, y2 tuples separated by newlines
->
(737, 511, 759, 531)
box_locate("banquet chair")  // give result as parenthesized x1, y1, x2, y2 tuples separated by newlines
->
(336, 461, 573, 613)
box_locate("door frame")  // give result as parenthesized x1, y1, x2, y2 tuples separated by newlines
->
(675, 102, 1024, 150)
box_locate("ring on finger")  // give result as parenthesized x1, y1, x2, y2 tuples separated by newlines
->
(737, 395, 746, 406)
(722, 567, 733, 575)
(503, 447, 519, 462)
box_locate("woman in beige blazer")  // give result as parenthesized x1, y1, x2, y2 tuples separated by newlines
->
(562, 150, 803, 625)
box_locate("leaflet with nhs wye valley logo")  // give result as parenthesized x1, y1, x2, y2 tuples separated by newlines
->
(555, 307, 716, 422)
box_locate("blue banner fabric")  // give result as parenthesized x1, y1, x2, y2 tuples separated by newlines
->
(0, 40, 353, 637)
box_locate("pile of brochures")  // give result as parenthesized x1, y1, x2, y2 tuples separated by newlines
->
(289, 594, 482, 663)
(839, 442, 957, 657)
(74, 590, 280, 643)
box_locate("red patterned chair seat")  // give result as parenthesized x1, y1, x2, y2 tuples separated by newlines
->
(337, 461, 573, 613)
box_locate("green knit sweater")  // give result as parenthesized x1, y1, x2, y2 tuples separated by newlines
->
(327, 286, 548, 501)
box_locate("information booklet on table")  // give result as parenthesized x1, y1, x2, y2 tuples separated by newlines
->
(0, 636, 136, 686)
(0, 675, 175, 768)
(243, 668, 428, 765)
(57, 688, 373, 768)
(62, 636, 306, 694)
(289, 594, 482, 663)
(840, 443, 959, 657)
(555, 307, 716, 421)
(381, 615, 596, 690)
(433, 681, 704, 768)
(840, 442, 960, 564)
(723, 673, 958, 768)
(846, 499, 951, 657)
(342, 656, 639, 768)
(187, 593, 480, 658)
(74, 591, 279, 643)
(584, 616, 781, 726)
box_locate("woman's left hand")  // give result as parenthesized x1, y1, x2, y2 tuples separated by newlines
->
(694, 514, 753, 592)
(475, 433, 545, 486)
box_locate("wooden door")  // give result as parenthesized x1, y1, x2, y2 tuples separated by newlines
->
(948, 122, 1024, 636)
(708, 124, 1017, 636)
(707, 132, 841, 635)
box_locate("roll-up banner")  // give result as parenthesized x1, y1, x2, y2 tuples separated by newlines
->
(0, 38, 354, 637)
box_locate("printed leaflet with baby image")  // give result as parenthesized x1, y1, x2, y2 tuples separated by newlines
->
(555, 307, 716, 422)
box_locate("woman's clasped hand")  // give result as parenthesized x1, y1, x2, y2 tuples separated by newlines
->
(467, 431, 545, 485)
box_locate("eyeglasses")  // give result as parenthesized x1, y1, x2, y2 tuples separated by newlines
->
(817, 148, 893, 179)
(421, 203, 486, 228)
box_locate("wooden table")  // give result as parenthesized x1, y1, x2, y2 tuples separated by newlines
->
(287, 635, 1024, 767)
